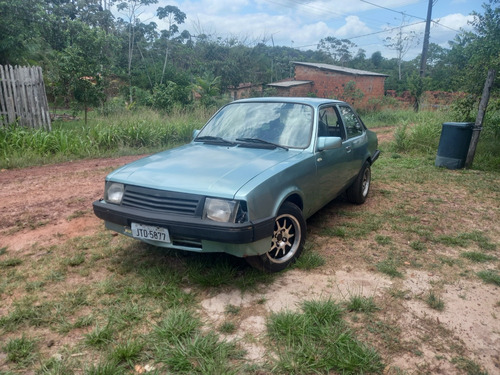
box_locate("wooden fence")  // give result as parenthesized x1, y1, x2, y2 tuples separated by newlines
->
(0, 65, 51, 130)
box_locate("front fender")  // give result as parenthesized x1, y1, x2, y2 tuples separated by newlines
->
(236, 153, 315, 220)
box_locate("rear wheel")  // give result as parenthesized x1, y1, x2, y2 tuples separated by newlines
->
(246, 202, 306, 272)
(346, 161, 371, 204)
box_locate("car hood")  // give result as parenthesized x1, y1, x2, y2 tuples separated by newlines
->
(107, 143, 302, 198)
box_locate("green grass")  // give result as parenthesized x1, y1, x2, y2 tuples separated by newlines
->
(0, 297, 55, 331)
(84, 322, 115, 348)
(2, 107, 498, 172)
(346, 295, 379, 313)
(375, 235, 392, 245)
(294, 250, 326, 269)
(425, 291, 445, 311)
(108, 339, 144, 365)
(476, 270, 500, 286)
(434, 231, 497, 250)
(63, 252, 86, 267)
(452, 356, 489, 375)
(461, 251, 497, 263)
(0, 258, 22, 268)
(376, 258, 404, 278)
(267, 299, 384, 374)
(3, 335, 37, 366)
(0, 106, 211, 169)
(219, 321, 237, 334)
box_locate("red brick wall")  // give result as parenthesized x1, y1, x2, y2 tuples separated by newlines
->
(386, 90, 466, 109)
(274, 83, 314, 97)
(294, 65, 386, 105)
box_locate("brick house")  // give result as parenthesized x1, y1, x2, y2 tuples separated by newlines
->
(229, 82, 263, 100)
(268, 62, 388, 105)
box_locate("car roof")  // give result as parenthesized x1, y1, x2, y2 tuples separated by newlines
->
(232, 97, 346, 107)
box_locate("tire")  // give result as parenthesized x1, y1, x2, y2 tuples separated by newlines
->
(346, 161, 371, 204)
(246, 202, 306, 272)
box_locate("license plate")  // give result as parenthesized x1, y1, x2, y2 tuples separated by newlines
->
(131, 223, 171, 243)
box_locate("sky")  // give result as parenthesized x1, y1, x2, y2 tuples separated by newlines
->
(114, 0, 484, 60)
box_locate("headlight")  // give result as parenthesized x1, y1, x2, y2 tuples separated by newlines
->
(105, 182, 124, 204)
(203, 198, 239, 223)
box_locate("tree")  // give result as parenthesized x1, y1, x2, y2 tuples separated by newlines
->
(192, 74, 221, 107)
(117, 0, 159, 103)
(371, 51, 383, 68)
(463, 0, 500, 95)
(384, 16, 419, 80)
(443, 0, 499, 118)
(317, 37, 357, 66)
(156, 5, 187, 84)
(55, 21, 114, 123)
(0, 0, 44, 64)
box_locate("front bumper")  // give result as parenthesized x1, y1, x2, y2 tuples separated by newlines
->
(93, 200, 275, 244)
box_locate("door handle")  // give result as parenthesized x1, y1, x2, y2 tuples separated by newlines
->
(346, 146, 352, 153)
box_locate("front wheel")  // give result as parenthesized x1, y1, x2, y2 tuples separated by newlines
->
(246, 202, 306, 272)
(346, 161, 371, 204)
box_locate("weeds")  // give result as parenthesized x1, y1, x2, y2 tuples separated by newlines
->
(346, 295, 379, 313)
(426, 291, 445, 311)
(294, 250, 326, 269)
(0, 107, 209, 169)
(219, 321, 236, 334)
(267, 299, 384, 374)
(3, 335, 37, 366)
(84, 323, 115, 348)
(108, 339, 144, 365)
(0, 258, 22, 268)
(376, 258, 403, 278)
(452, 356, 488, 375)
(476, 270, 500, 286)
(461, 252, 497, 263)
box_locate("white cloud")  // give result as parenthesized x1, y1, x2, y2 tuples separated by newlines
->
(335, 15, 371, 38)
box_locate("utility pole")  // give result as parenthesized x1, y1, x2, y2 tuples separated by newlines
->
(419, 0, 433, 77)
(465, 69, 496, 168)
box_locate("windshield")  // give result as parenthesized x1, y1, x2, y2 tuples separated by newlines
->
(196, 102, 313, 149)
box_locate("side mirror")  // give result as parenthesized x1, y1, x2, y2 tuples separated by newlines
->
(192, 129, 200, 140)
(317, 136, 342, 151)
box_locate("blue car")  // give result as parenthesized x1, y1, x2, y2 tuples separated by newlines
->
(93, 97, 379, 272)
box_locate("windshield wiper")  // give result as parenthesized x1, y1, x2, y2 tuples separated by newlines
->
(195, 136, 235, 145)
(236, 138, 289, 151)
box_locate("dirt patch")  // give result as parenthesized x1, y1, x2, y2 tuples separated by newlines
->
(200, 268, 392, 363)
(0, 156, 142, 252)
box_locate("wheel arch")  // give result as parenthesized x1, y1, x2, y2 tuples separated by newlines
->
(283, 193, 303, 211)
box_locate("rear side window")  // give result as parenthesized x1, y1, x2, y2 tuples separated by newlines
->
(338, 106, 364, 139)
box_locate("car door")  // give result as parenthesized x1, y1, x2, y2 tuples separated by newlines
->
(314, 105, 351, 209)
(337, 104, 366, 182)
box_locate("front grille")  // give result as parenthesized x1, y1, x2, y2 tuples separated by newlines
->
(122, 185, 204, 216)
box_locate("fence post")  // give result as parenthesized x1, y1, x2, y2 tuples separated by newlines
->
(465, 69, 496, 169)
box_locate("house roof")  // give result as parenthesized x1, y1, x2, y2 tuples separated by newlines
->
(293, 62, 389, 77)
(267, 80, 313, 88)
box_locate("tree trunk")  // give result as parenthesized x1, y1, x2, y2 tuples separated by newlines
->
(161, 44, 169, 85)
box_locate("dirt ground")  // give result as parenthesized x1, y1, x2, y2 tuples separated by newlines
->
(0, 132, 499, 374)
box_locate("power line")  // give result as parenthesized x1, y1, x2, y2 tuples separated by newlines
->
(360, 0, 460, 32)
(360, 0, 426, 21)
(350, 21, 426, 39)
(292, 20, 425, 50)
